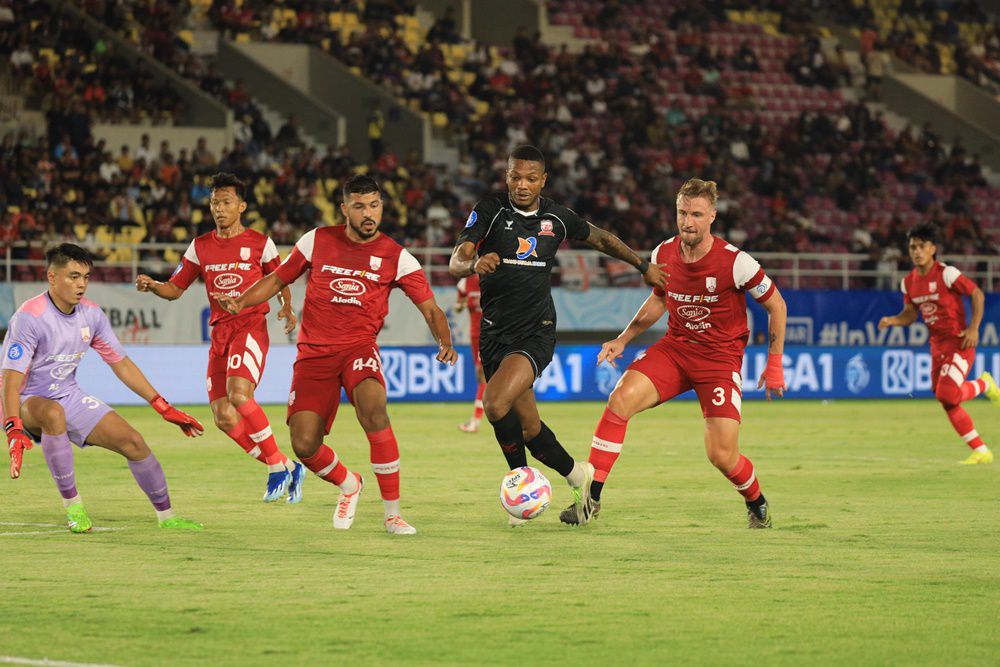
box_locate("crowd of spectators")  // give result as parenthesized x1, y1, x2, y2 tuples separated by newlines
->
(0, 0, 185, 124)
(2, 0, 998, 287)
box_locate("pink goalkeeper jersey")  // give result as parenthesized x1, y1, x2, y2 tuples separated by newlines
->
(1, 292, 125, 399)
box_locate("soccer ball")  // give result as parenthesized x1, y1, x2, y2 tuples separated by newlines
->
(499, 466, 552, 520)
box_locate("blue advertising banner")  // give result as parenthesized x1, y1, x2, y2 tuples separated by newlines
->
(75, 344, 1000, 406)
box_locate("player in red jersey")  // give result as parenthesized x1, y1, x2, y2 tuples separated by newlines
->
(562, 179, 787, 528)
(214, 175, 458, 534)
(136, 172, 306, 502)
(879, 222, 999, 465)
(455, 274, 486, 433)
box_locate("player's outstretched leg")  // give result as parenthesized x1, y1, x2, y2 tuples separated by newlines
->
(290, 413, 363, 529)
(936, 373, 993, 465)
(88, 411, 202, 530)
(705, 418, 770, 529)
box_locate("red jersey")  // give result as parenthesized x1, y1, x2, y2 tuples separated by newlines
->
(456, 274, 482, 338)
(170, 228, 281, 326)
(274, 225, 434, 348)
(901, 261, 978, 348)
(652, 235, 775, 353)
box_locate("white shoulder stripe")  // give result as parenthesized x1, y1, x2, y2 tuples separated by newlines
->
(295, 228, 317, 262)
(941, 265, 962, 289)
(396, 248, 422, 280)
(183, 241, 199, 265)
(481, 208, 504, 240)
(261, 237, 279, 263)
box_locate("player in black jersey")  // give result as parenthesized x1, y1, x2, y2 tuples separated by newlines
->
(449, 145, 665, 526)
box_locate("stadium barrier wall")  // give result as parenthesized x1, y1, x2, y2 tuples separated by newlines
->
(75, 344, 1000, 406)
(2, 284, 998, 348)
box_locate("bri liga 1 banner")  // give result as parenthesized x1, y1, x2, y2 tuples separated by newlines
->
(77, 344, 1000, 405)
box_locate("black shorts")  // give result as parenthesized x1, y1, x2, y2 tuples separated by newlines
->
(480, 331, 556, 381)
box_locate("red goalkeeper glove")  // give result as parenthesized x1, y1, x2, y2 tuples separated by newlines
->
(150, 395, 205, 437)
(757, 353, 786, 400)
(5, 416, 33, 479)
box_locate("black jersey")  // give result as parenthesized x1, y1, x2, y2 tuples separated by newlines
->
(456, 193, 591, 343)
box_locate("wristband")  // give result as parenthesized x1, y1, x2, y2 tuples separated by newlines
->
(150, 395, 169, 414)
(765, 353, 784, 383)
(637, 259, 650, 274)
(4, 416, 23, 435)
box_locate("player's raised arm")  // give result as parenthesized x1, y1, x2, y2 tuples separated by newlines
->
(213, 272, 286, 316)
(583, 223, 666, 289)
(756, 287, 788, 400)
(135, 274, 184, 300)
(2, 369, 33, 479)
(598, 292, 668, 368)
(107, 357, 204, 437)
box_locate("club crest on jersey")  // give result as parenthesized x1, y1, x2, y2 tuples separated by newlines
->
(539, 220, 555, 237)
(929, 281, 937, 291)
(80, 326, 91, 342)
(516, 237, 538, 260)
(706, 277, 717, 292)
(370, 256, 382, 270)
(239, 247, 251, 261)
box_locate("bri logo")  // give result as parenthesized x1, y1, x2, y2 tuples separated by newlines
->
(516, 237, 538, 260)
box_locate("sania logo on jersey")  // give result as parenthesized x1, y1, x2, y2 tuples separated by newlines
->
(516, 237, 538, 259)
(240, 247, 251, 261)
(539, 220, 555, 237)
(706, 277, 717, 292)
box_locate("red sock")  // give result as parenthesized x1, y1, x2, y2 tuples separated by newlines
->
(725, 455, 761, 502)
(589, 407, 628, 483)
(236, 400, 288, 467)
(960, 378, 987, 402)
(224, 420, 269, 463)
(301, 444, 349, 485)
(472, 383, 486, 421)
(945, 405, 985, 449)
(367, 427, 400, 501)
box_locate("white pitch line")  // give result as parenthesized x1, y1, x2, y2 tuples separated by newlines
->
(0, 522, 66, 527)
(1, 657, 129, 667)
(0, 523, 126, 537)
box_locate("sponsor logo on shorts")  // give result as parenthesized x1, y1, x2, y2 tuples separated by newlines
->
(329, 277, 367, 297)
(214, 273, 244, 290)
(7, 343, 23, 360)
(678, 305, 711, 322)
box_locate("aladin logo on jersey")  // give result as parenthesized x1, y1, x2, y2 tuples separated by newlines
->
(240, 247, 251, 261)
(516, 237, 538, 260)
(329, 277, 367, 296)
(678, 305, 712, 322)
(80, 326, 91, 342)
(214, 273, 244, 290)
(539, 220, 555, 237)
(370, 256, 382, 270)
(706, 277, 717, 292)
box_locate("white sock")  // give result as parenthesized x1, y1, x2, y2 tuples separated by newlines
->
(62, 494, 82, 508)
(383, 499, 400, 519)
(156, 508, 176, 522)
(565, 461, 586, 487)
(974, 444, 989, 453)
(339, 472, 360, 495)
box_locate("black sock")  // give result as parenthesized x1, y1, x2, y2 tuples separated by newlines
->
(489, 410, 527, 470)
(590, 480, 604, 502)
(524, 421, 575, 477)
(746, 494, 767, 518)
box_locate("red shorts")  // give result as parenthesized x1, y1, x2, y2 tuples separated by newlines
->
(206, 315, 270, 402)
(628, 337, 744, 422)
(471, 331, 481, 368)
(287, 342, 385, 434)
(931, 344, 975, 394)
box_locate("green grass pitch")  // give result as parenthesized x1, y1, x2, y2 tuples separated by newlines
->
(1, 399, 997, 666)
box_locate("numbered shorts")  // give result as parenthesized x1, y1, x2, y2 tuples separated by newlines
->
(20, 387, 113, 448)
(480, 330, 556, 381)
(931, 345, 975, 396)
(628, 338, 745, 422)
(286, 342, 385, 435)
(206, 316, 270, 402)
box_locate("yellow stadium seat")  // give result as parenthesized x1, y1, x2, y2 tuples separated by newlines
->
(164, 248, 181, 265)
(432, 113, 448, 128)
(329, 11, 344, 28)
(192, 209, 203, 224)
(73, 224, 89, 240)
(171, 227, 188, 242)
(236, 33, 251, 43)
(178, 30, 194, 46)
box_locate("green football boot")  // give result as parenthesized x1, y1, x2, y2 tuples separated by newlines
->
(66, 502, 93, 533)
(159, 516, 204, 530)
